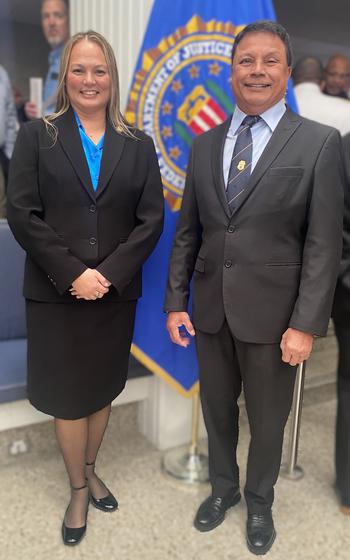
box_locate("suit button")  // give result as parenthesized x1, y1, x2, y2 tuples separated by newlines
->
(224, 260, 232, 268)
(89, 237, 97, 245)
(89, 204, 96, 213)
(227, 225, 236, 233)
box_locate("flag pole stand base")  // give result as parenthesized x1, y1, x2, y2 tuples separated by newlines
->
(280, 464, 304, 480)
(162, 445, 209, 484)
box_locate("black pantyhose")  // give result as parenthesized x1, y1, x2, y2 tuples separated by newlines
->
(54, 404, 112, 528)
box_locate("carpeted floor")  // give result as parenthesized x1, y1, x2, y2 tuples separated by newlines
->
(0, 388, 348, 560)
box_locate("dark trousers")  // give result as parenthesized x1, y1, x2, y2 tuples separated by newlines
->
(196, 320, 296, 514)
(334, 322, 350, 506)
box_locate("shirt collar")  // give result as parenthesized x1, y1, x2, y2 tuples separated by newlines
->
(74, 110, 83, 129)
(74, 110, 105, 150)
(48, 44, 64, 65)
(229, 99, 286, 136)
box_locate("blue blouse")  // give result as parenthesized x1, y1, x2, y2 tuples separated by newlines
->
(74, 112, 105, 190)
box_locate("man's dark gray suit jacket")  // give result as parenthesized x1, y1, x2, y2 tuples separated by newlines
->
(165, 107, 344, 343)
(333, 132, 350, 324)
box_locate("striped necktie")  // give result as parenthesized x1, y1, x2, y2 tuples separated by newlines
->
(226, 115, 260, 213)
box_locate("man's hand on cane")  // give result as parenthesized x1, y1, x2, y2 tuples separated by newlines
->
(280, 327, 313, 366)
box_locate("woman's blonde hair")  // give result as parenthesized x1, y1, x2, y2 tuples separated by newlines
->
(44, 30, 134, 140)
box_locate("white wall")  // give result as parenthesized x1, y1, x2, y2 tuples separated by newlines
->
(70, 0, 154, 110)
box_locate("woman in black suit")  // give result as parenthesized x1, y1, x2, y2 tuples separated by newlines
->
(333, 132, 350, 515)
(7, 31, 164, 545)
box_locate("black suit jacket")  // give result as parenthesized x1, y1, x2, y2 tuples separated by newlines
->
(165, 107, 344, 343)
(333, 132, 350, 325)
(7, 108, 164, 302)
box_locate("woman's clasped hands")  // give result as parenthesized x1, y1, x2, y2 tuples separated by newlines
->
(70, 268, 111, 300)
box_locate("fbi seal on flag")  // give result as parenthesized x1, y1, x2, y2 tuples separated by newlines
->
(126, 15, 244, 211)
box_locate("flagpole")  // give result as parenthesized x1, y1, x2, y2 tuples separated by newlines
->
(189, 391, 200, 455)
(280, 361, 306, 480)
(162, 392, 209, 483)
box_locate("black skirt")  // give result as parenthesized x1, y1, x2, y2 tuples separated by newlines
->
(26, 299, 137, 419)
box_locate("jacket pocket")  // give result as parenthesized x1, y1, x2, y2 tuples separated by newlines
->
(265, 262, 301, 267)
(267, 167, 304, 177)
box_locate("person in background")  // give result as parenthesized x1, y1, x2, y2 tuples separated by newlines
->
(25, 0, 69, 118)
(293, 56, 350, 136)
(165, 20, 343, 555)
(332, 131, 350, 516)
(293, 55, 350, 514)
(323, 54, 350, 99)
(7, 30, 164, 546)
(0, 65, 18, 186)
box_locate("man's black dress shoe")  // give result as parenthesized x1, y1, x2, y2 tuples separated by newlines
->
(246, 510, 276, 555)
(194, 489, 241, 532)
(334, 481, 350, 515)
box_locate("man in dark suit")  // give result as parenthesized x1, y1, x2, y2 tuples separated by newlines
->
(165, 21, 344, 555)
(332, 132, 350, 515)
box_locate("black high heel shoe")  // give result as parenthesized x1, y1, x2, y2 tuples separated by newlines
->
(62, 484, 89, 546)
(86, 461, 118, 512)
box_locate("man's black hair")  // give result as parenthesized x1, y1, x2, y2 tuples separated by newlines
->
(231, 20, 293, 67)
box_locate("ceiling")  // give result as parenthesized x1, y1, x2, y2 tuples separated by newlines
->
(274, 0, 350, 46)
(1, 0, 350, 47)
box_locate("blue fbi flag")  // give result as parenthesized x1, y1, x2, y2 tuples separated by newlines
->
(127, 0, 296, 396)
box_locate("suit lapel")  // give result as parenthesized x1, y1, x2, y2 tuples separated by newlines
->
(56, 107, 96, 201)
(231, 107, 303, 216)
(211, 118, 232, 219)
(95, 121, 125, 198)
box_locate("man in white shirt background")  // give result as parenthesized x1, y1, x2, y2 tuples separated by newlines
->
(293, 56, 350, 136)
(324, 54, 350, 99)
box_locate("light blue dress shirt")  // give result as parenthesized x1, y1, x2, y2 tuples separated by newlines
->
(223, 100, 286, 187)
(43, 44, 64, 115)
(74, 112, 105, 191)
